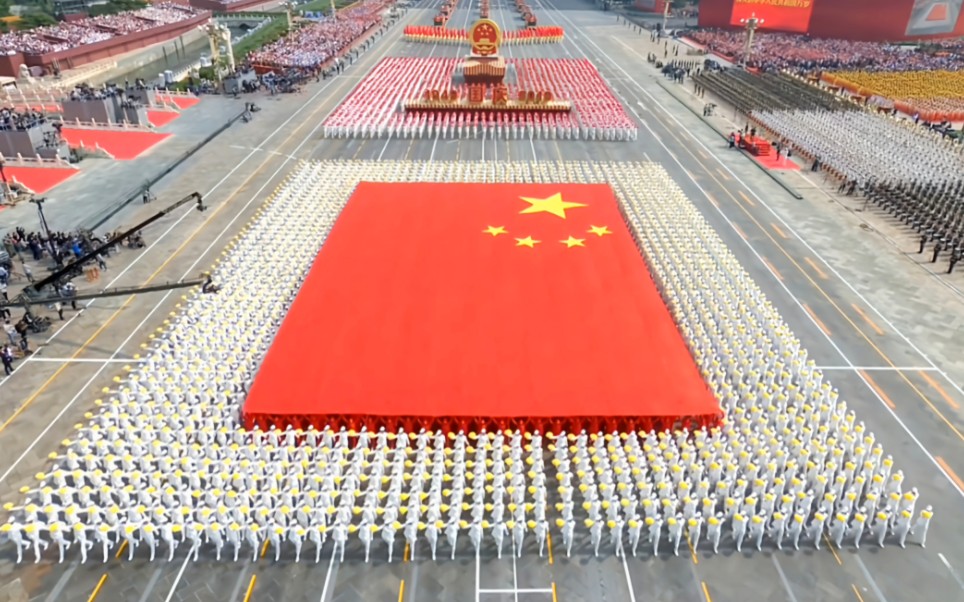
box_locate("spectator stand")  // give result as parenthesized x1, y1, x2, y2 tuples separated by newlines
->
(688, 29, 964, 74)
(247, 0, 392, 75)
(0, 4, 208, 79)
(823, 71, 964, 125)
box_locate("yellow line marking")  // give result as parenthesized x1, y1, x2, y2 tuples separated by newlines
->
(716, 168, 731, 181)
(0, 71, 351, 436)
(920, 372, 960, 410)
(697, 149, 708, 159)
(552, 582, 558, 602)
(860, 372, 896, 410)
(761, 258, 783, 281)
(852, 583, 866, 602)
(771, 223, 788, 239)
(398, 579, 405, 602)
(936, 457, 964, 491)
(243, 575, 257, 602)
(351, 141, 365, 160)
(805, 257, 829, 280)
(87, 574, 108, 602)
(260, 539, 269, 559)
(732, 225, 747, 240)
(701, 581, 713, 602)
(738, 190, 756, 206)
(115, 540, 128, 559)
(824, 534, 843, 565)
(403, 542, 410, 563)
(803, 304, 832, 337)
(851, 304, 885, 336)
(547, 531, 555, 564)
(687, 536, 698, 564)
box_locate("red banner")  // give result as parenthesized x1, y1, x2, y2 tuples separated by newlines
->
(729, 0, 815, 33)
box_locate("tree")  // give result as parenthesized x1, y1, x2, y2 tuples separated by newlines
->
(19, 12, 58, 30)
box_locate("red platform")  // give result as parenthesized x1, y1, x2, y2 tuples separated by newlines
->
(147, 110, 180, 128)
(244, 182, 721, 435)
(157, 94, 200, 110)
(3, 165, 78, 194)
(61, 128, 171, 160)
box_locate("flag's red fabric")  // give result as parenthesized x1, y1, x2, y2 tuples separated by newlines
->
(243, 183, 720, 433)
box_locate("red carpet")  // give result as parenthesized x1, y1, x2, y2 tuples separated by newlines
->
(146, 110, 180, 128)
(4, 166, 79, 194)
(61, 128, 171, 160)
(157, 94, 200, 110)
(755, 154, 801, 171)
(244, 183, 721, 435)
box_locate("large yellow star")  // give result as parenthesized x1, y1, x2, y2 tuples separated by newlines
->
(588, 225, 612, 236)
(515, 236, 540, 248)
(483, 225, 507, 236)
(560, 236, 585, 248)
(519, 193, 587, 219)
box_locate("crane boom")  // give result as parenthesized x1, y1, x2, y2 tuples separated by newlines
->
(28, 192, 205, 295)
(0, 277, 209, 309)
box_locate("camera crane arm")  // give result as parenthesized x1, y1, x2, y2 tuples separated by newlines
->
(27, 192, 206, 296)
(0, 276, 212, 311)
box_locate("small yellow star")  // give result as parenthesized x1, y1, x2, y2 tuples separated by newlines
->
(588, 225, 612, 237)
(483, 225, 507, 237)
(519, 193, 588, 219)
(515, 236, 540, 248)
(560, 236, 585, 248)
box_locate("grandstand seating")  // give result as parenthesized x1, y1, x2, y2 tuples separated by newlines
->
(0, 3, 201, 54)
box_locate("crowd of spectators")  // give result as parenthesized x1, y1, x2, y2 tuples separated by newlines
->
(247, 0, 388, 70)
(0, 3, 202, 56)
(0, 108, 46, 132)
(688, 29, 964, 73)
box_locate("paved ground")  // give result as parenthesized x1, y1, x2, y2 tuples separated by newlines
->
(1, 1, 963, 601)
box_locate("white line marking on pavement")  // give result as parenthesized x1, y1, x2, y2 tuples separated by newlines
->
(475, 550, 481, 602)
(939, 553, 964, 591)
(772, 556, 800, 602)
(377, 133, 393, 161)
(511, 543, 519, 602)
(319, 548, 338, 602)
(815, 366, 939, 371)
(43, 558, 78, 602)
(136, 565, 165, 602)
(478, 589, 554, 594)
(854, 554, 889, 602)
(621, 553, 639, 602)
(429, 131, 440, 162)
(162, 553, 192, 602)
(542, 0, 964, 501)
(25, 358, 142, 364)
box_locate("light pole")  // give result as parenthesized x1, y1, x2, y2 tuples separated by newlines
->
(283, 0, 297, 29)
(662, 1, 671, 35)
(739, 13, 764, 70)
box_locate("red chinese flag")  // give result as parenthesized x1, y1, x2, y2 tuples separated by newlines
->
(244, 183, 720, 432)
